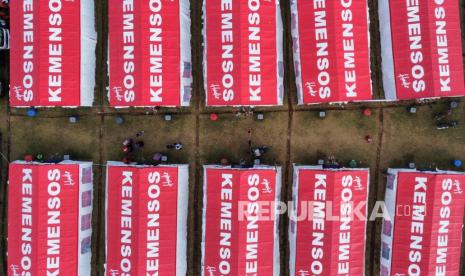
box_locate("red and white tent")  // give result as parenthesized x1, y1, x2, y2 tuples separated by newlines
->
(379, 1, 465, 100)
(108, 0, 192, 107)
(202, 165, 281, 275)
(289, 166, 370, 275)
(105, 162, 188, 275)
(9, 0, 96, 107)
(380, 169, 465, 275)
(8, 160, 94, 275)
(203, 0, 284, 106)
(291, 1, 372, 104)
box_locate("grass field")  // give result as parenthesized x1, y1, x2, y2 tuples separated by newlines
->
(0, 0, 465, 275)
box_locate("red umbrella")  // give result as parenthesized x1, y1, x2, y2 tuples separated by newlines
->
(210, 113, 219, 121)
(362, 108, 372, 117)
(24, 154, 33, 162)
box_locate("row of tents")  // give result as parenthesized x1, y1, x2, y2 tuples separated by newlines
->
(7, 161, 465, 275)
(9, 0, 465, 107)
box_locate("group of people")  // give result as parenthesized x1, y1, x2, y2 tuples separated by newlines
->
(0, 1, 9, 23)
(122, 131, 145, 154)
(121, 131, 145, 164)
(236, 107, 254, 117)
(121, 130, 184, 165)
(434, 104, 459, 130)
(248, 129, 269, 162)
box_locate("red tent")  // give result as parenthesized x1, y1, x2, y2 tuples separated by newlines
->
(203, 1, 284, 106)
(105, 162, 188, 275)
(108, 0, 192, 107)
(9, 0, 96, 107)
(380, 0, 465, 100)
(380, 169, 465, 275)
(202, 165, 281, 275)
(8, 161, 94, 275)
(291, 0, 372, 104)
(289, 166, 370, 275)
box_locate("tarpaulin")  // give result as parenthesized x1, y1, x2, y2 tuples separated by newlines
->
(380, 169, 465, 275)
(291, 0, 372, 104)
(289, 166, 370, 275)
(9, 0, 96, 107)
(203, 0, 284, 106)
(7, 161, 93, 276)
(379, 0, 465, 100)
(108, 0, 192, 107)
(105, 162, 188, 275)
(201, 165, 281, 275)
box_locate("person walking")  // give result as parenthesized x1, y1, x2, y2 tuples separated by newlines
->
(133, 141, 144, 150)
(167, 143, 183, 151)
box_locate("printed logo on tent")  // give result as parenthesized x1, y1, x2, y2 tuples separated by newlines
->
(12, 85, 30, 103)
(10, 265, 20, 276)
(161, 171, 175, 187)
(112, 86, 125, 102)
(261, 177, 272, 194)
(63, 171, 75, 186)
(453, 179, 463, 194)
(305, 81, 317, 97)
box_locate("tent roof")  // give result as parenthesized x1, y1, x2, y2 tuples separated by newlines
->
(382, 169, 465, 274)
(380, 0, 465, 100)
(105, 163, 188, 275)
(108, 0, 191, 107)
(291, 0, 372, 104)
(203, 1, 283, 106)
(290, 167, 369, 275)
(9, 0, 96, 107)
(7, 162, 88, 274)
(202, 166, 281, 275)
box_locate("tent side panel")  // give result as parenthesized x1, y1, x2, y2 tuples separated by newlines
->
(332, 1, 372, 103)
(105, 165, 139, 275)
(425, 0, 465, 98)
(136, 167, 179, 275)
(7, 164, 38, 275)
(35, 164, 80, 274)
(331, 170, 369, 275)
(290, 0, 303, 105)
(236, 169, 278, 275)
(272, 168, 282, 276)
(139, 1, 182, 106)
(78, 162, 94, 275)
(384, 0, 435, 100)
(427, 174, 465, 274)
(204, 1, 241, 106)
(108, 1, 141, 106)
(288, 166, 300, 276)
(176, 165, 189, 275)
(378, 0, 397, 100)
(38, 0, 81, 106)
(380, 169, 399, 275)
(237, 0, 279, 106)
(202, 168, 239, 274)
(9, 0, 40, 107)
(80, 0, 97, 106)
(388, 172, 435, 274)
(275, 5, 284, 106)
(180, 0, 193, 106)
